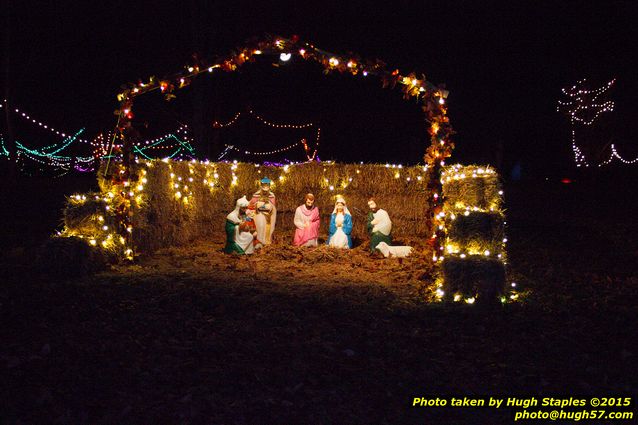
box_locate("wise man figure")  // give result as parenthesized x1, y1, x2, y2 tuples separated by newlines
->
(293, 193, 320, 247)
(248, 177, 277, 246)
(224, 196, 256, 255)
(367, 197, 392, 253)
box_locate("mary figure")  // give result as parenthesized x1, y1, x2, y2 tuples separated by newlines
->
(327, 195, 353, 249)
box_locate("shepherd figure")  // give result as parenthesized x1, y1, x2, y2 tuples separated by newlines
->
(367, 198, 392, 253)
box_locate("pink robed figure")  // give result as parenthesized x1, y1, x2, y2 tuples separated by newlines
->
(293, 193, 320, 247)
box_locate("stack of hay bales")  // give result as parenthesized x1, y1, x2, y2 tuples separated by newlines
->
(60, 192, 130, 259)
(438, 164, 507, 303)
(62, 159, 434, 256)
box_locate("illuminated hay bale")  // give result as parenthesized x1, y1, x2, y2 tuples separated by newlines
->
(85, 160, 433, 255)
(62, 192, 128, 258)
(438, 164, 507, 303)
(63, 193, 108, 235)
(441, 256, 505, 302)
(441, 164, 502, 212)
(445, 211, 505, 256)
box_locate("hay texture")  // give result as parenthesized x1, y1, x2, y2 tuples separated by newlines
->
(63, 160, 433, 255)
(61, 192, 129, 259)
(439, 164, 507, 302)
(441, 256, 506, 302)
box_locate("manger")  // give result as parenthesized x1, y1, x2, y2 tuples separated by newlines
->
(54, 35, 510, 303)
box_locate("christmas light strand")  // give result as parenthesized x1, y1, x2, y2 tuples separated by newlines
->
(1, 99, 91, 144)
(557, 79, 637, 167)
(225, 140, 301, 156)
(213, 109, 314, 129)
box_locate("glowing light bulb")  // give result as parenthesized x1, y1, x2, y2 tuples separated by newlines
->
(280, 53, 291, 61)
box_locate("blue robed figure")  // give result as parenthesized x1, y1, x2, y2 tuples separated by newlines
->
(327, 196, 353, 249)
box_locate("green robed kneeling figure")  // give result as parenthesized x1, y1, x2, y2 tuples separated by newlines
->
(367, 198, 392, 253)
(224, 196, 257, 255)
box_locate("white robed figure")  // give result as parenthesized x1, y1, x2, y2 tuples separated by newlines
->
(327, 196, 353, 249)
(224, 196, 255, 255)
(248, 177, 277, 246)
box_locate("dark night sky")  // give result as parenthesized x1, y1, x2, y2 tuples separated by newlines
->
(4, 0, 638, 176)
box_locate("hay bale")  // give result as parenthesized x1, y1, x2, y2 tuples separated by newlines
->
(36, 236, 108, 278)
(439, 164, 508, 302)
(445, 211, 505, 256)
(441, 165, 502, 211)
(122, 160, 433, 253)
(441, 255, 505, 301)
(63, 194, 105, 234)
(60, 189, 129, 258)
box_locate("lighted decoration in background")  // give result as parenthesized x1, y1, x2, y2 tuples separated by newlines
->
(1, 129, 98, 177)
(1, 99, 89, 143)
(214, 109, 320, 161)
(222, 139, 305, 158)
(213, 109, 315, 129)
(557, 79, 638, 167)
(132, 133, 196, 161)
(1, 99, 199, 175)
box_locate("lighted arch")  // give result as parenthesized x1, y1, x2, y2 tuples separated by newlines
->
(111, 35, 455, 256)
(113, 34, 455, 167)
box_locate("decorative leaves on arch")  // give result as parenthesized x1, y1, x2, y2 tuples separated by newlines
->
(114, 34, 454, 166)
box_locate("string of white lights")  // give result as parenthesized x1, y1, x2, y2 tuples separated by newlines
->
(213, 112, 242, 128)
(248, 110, 314, 129)
(213, 109, 315, 129)
(1, 99, 92, 144)
(557, 79, 637, 167)
(225, 140, 302, 156)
